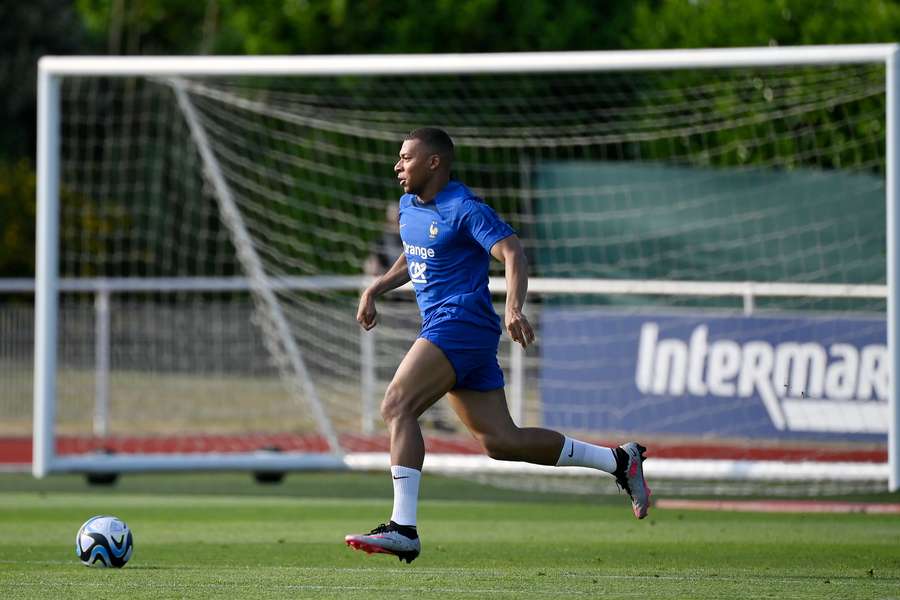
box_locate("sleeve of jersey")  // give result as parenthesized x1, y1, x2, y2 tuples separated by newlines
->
(459, 201, 516, 253)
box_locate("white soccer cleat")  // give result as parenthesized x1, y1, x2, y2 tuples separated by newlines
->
(345, 521, 421, 563)
(614, 442, 651, 519)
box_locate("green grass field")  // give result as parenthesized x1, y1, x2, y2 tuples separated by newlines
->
(1, 472, 899, 599)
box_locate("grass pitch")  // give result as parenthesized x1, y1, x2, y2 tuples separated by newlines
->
(0, 472, 898, 599)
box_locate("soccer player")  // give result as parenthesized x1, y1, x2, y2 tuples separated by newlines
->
(344, 128, 650, 564)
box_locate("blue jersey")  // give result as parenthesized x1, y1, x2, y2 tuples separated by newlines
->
(399, 180, 514, 334)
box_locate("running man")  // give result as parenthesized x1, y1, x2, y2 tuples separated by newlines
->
(345, 127, 650, 564)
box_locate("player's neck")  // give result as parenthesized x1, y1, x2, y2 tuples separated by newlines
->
(415, 174, 451, 204)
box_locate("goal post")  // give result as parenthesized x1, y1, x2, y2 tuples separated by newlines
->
(32, 45, 900, 493)
(34, 66, 61, 478)
(887, 48, 900, 494)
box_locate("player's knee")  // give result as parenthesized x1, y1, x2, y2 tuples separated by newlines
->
(380, 384, 413, 424)
(481, 433, 521, 461)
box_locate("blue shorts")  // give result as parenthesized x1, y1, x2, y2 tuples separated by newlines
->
(419, 320, 504, 392)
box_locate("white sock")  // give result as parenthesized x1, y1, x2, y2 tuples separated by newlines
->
(389, 465, 421, 526)
(555, 436, 618, 474)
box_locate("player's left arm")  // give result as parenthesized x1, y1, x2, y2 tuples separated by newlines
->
(491, 235, 535, 349)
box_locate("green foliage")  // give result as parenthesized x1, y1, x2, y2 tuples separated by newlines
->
(74, 0, 637, 55)
(623, 1, 896, 176)
(5, 1, 900, 277)
(0, 161, 37, 277)
(629, 0, 900, 49)
(75, 0, 209, 53)
(0, 158, 134, 278)
(69, 0, 900, 58)
(0, 2, 93, 278)
(0, 1, 88, 161)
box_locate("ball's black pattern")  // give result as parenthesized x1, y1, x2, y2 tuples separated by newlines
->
(75, 516, 134, 568)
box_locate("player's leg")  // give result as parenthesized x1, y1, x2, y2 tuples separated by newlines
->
(447, 387, 564, 464)
(448, 388, 650, 519)
(345, 338, 455, 563)
(382, 337, 456, 469)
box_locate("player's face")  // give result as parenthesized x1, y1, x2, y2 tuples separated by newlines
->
(394, 138, 436, 196)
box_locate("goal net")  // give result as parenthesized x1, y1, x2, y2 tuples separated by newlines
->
(30, 47, 897, 494)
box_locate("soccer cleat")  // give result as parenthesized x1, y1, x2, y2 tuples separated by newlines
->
(344, 521, 421, 563)
(614, 442, 651, 519)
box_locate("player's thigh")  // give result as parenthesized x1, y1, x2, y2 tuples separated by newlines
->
(446, 387, 518, 439)
(384, 337, 456, 418)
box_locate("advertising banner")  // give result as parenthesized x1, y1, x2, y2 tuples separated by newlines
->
(540, 310, 887, 440)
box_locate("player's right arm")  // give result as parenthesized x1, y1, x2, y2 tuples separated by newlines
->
(357, 253, 410, 330)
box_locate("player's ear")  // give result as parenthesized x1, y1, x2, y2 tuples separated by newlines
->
(428, 153, 441, 171)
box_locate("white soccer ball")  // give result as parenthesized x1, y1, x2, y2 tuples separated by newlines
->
(75, 515, 134, 568)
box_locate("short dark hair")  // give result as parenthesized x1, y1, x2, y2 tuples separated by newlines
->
(406, 127, 454, 162)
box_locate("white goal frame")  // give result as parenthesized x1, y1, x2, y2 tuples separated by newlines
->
(35, 45, 900, 491)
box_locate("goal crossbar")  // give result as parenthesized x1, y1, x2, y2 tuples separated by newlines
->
(39, 44, 899, 76)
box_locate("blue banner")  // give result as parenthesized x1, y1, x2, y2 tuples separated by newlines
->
(539, 310, 887, 440)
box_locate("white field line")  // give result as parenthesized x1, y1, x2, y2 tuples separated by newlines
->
(656, 498, 900, 514)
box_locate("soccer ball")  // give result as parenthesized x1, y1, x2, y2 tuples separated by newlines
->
(75, 515, 134, 568)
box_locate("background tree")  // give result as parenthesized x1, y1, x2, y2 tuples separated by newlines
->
(629, 0, 900, 49)
(0, 1, 90, 277)
(73, 0, 637, 55)
(4, 0, 900, 277)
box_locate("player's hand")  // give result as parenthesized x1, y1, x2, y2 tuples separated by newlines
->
(357, 290, 378, 331)
(506, 308, 535, 349)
